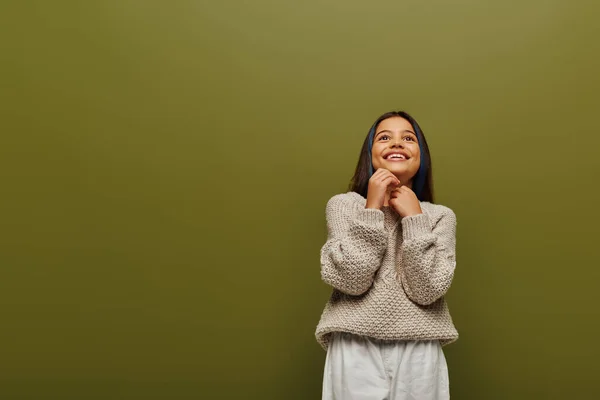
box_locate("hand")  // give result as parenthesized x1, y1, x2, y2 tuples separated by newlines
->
(365, 168, 400, 210)
(389, 186, 423, 217)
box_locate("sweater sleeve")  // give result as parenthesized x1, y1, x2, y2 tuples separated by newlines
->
(320, 195, 388, 296)
(398, 206, 457, 305)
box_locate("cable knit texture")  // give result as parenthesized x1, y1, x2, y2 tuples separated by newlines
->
(315, 191, 459, 350)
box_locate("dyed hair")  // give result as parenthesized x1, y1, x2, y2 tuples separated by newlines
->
(349, 111, 435, 202)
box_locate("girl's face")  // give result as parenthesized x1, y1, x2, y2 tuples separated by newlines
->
(371, 117, 421, 186)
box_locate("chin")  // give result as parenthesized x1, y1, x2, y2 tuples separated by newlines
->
(392, 170, 419, 184)
(387, 167, 410, 176)
(383, 162, 415, 173)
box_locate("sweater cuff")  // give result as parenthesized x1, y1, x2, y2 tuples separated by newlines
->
(355, 207, 385, 230)
(401, 213, 432, 240)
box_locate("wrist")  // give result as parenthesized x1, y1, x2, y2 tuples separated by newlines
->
(401, 213, 431, 240)
(404, 204, 423, 217)
(365, 201, 381, 210)
(403, 211, 423, 217)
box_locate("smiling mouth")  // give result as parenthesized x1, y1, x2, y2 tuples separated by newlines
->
(384, 153, 409, 161)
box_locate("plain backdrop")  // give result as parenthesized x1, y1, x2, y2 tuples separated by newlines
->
(1, 1, 600, 399)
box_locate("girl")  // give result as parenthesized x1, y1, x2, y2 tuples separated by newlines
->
(315, 111, 459, 400)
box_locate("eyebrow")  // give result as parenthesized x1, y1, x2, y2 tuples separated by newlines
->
(375, 129, 416, 138)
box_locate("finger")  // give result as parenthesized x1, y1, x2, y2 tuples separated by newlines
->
(379, 170, 400, 185)
(382, 178, 400, 190)
(386, 172, 401, 185)
(375, 171, 393, 182)
(390, 188, 403, 198)
(380, 176, 397, 186)
(371, 168, 387, 180)
(391, 177, 401, 186)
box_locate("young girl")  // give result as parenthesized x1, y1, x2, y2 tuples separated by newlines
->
(315, 111, 459, 400)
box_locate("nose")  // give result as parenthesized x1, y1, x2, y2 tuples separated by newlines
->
(390, 137, 404, 148)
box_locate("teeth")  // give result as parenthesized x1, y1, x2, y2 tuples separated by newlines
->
(387, 154, 406, 160)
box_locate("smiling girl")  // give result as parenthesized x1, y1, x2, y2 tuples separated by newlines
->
(315, 111, 459, 400)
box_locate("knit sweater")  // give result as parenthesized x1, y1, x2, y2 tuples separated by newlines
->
(315, 191, 459, 350)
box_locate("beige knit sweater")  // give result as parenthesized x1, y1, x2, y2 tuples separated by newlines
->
(315, 191, 459, 350)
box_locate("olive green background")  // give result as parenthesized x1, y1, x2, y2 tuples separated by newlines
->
(1, 1, 600, 399)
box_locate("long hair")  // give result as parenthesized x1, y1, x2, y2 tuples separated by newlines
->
(349, 111, 435, 202)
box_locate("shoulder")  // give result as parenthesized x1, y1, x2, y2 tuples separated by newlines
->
(326, 191, 366, 210)
(324, 192, 367, 220)
(420, 202, 456, 225)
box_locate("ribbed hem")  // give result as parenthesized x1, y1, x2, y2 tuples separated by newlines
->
(315, 326, 459, 351)
(401, 213, 432, 240)
(355, 207, 385, 230)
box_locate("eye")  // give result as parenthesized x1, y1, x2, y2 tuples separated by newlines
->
(378, 134, 391, 141)
(403, 135, 417, 142)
